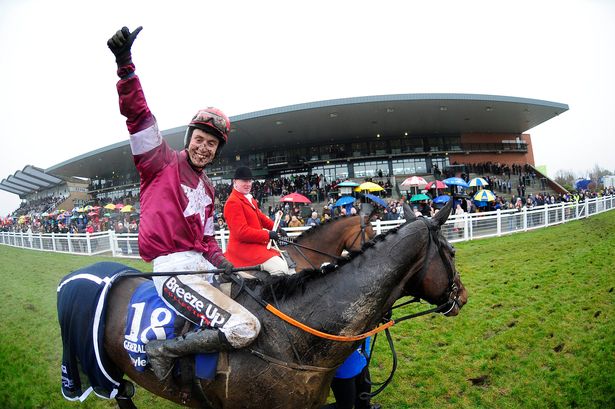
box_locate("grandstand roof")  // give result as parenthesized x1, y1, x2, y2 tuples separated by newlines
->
(0, 165, 64, 197)
(39, 93, 567, 180)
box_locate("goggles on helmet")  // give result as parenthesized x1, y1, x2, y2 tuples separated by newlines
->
(190, 109, 230, 140)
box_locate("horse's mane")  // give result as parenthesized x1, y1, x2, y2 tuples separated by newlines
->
(257, 221, 415, 302)
(294, 214, 360, 241)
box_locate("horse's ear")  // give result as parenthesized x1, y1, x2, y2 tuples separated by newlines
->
(432, 199, 453, 226)
(360, 203, 375, 219)
(403, 203, 417, 222)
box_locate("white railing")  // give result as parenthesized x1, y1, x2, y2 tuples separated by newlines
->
(1, 195, 613, 258)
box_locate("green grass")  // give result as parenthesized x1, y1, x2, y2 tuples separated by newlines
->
(0, 212, 614, 408)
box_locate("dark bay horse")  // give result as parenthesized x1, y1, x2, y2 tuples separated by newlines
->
(103, 200, 467, 408)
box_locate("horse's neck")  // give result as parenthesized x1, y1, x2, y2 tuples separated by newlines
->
(279, 223, 427, 365)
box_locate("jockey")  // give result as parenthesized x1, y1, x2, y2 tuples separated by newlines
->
(107, 26, 260, 382)
(223, 166, 291, 275)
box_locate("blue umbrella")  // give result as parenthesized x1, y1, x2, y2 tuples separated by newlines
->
(363, 193, 387, 207)
(433, 195, 451, 204)
(334, 195, 356, 207)
(443, 177, 469, 188)
(337, 181, 360, 187)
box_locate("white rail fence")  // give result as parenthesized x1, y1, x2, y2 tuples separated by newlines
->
(1, 195, 614, 259)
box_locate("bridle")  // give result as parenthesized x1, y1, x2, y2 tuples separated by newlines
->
(278, 214, 372, 270)
(407, 217, 462, 315)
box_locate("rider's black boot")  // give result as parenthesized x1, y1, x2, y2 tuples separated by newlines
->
(145, 328, 232, 381)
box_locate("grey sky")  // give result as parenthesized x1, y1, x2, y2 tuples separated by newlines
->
(1, 0, 614, 216)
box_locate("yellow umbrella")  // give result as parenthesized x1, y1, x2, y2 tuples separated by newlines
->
(104, 203, 116, 210)
(354, 182, 384, 192)
(120, 205, 134, 213)
(77, 207, 86, 213)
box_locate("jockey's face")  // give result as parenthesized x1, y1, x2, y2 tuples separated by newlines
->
(188, 129, 219, 168)
(234, 179, 253, 195)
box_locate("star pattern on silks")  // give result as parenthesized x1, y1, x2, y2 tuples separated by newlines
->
(182, 179, 212, 231)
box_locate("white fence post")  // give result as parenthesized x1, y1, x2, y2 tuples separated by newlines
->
(109, 230, 116, 257)
(496, 209, 502, 236)
(86, 232, 92, 254)
(52, 232, 57, 251)
(375, 219, 382, 235)
(67, 232, 73, 253)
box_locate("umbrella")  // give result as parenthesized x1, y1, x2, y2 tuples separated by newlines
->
(280, 192, 312, 204)
(104, 203, 116, 210)
(84, 205, 94, 211)
(334, 196, 356, 207)
(336, 181, 360, 187)
(433, 195, 451, 204)
(362, 193, 387, 207)
(473, 189, 496, 202)
(115, 203, 125, 209)
(103, 212, 112, 217)
(354, 182, 384, 192)
(87, 211, 99, 217)
(425, 180, 447, 189)
(469, 177, 489, 187)
(400, 176, 428, 188)
(410, 194, 431, 202)
(41, 212, 49, 217)
(443, 177, 469, 188)
(120, 205, 134, 213)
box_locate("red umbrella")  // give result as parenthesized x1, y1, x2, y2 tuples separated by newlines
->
(280, 192, 312, 204)
(426, 180, 447, 189)
(87, 211, 99, 217)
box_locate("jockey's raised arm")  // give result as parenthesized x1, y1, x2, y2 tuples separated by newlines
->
(108, 25, 260, 383)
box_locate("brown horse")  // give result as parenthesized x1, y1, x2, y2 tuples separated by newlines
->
(101, 200, 467, 408)
(284, 210, 376, 271)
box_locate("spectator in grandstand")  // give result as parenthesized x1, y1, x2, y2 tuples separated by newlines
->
(223, 166, 290, 276)
(279, 213, 291, 228)
(306, 211, 321, 227)
(108, 26, 258, 382)
(288, 215, 304, 227)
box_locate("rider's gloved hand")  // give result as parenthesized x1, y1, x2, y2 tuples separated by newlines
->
(268, 230, 279, 240)
(107, 26, 143, 66)
(278, 228, 288, 237)
(217, 258, 234, 276)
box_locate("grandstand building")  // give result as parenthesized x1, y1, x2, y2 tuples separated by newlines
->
(2, 93, 568, 207)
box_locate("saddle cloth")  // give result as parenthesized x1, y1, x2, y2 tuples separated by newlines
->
(57, 261, 134, 401)
(124, 280, 218, 380)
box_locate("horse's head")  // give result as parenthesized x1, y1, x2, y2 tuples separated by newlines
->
(343, 204, 377, 252)
(401, 201, 468, 316)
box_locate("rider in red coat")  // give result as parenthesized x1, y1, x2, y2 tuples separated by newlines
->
(224, 167, 290, 275)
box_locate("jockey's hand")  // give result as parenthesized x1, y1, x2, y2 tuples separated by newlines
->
(268, 230, 279, 240)
(278, 228, 288, 237)
(217, 258, 234, 276)
(107, 26, 143, 66)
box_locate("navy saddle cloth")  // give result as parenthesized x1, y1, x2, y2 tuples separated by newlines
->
(57, 261, 134, 401)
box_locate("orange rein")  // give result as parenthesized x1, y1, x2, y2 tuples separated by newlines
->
(265, 304, 394, 342)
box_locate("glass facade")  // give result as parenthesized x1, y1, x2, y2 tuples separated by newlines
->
(391, 158, 428, 175)
(311, 163, 349, 181)
(353, 160, 389, 178)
